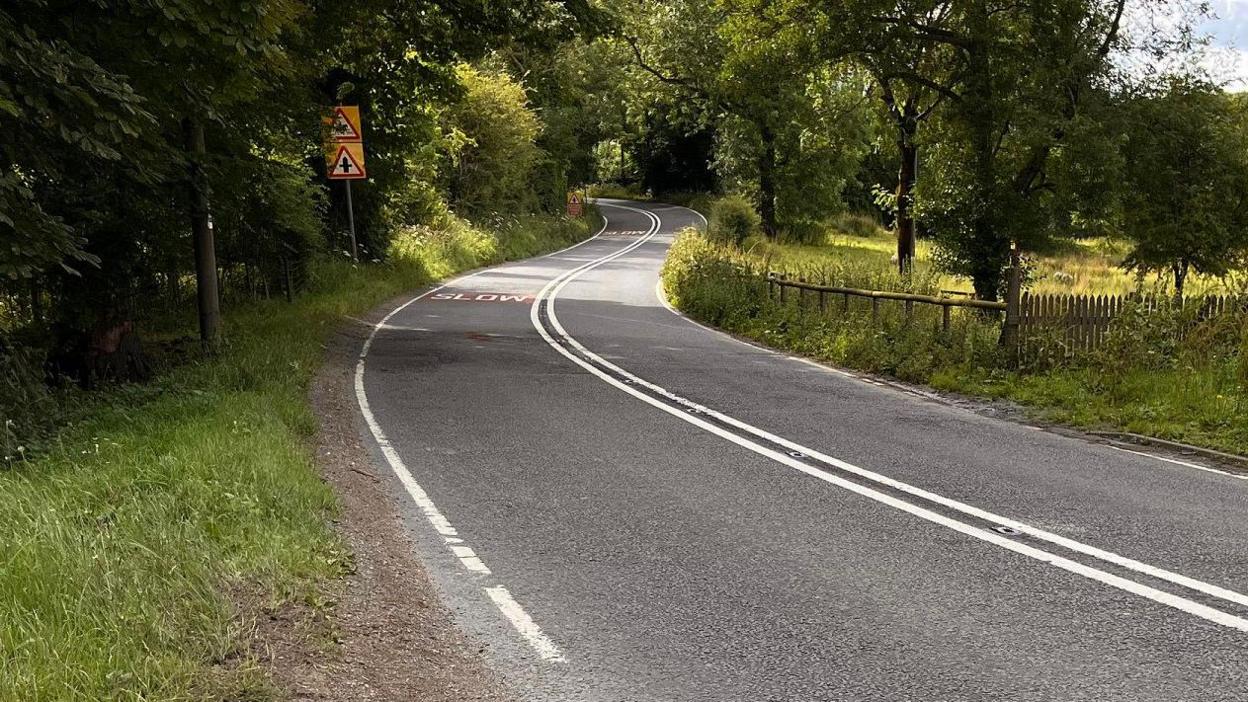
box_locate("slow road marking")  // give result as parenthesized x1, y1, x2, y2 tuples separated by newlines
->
(428, 292, 535, 303)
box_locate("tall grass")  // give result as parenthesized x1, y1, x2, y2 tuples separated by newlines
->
(0, 212, 595, 701)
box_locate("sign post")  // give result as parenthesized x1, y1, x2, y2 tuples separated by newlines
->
(324, 106, 366, 261)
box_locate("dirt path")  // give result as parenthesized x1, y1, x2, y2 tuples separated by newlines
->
(268, 298, 513, 702)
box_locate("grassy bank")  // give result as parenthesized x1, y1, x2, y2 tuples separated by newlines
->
(662, 228, 1248, 456)
(0, 212, 595, 700)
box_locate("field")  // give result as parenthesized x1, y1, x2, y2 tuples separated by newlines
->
(749, 213, 1243, 298)
(0, 213, 595, 701)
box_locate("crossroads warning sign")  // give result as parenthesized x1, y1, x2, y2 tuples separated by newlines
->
(326, 143, 367, 180)
(324, 106, 363, 142)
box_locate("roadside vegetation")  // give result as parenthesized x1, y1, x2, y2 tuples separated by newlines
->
(3, 0, 603, 697)
(0, 212, 594, 699)
(663, 208, 1248, 456)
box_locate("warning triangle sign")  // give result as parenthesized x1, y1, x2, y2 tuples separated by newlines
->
(568, 193, 581, 204)
(328, 144, 366, 179)
(328, 107, 361, 141)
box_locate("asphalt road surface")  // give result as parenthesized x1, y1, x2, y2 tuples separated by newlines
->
(355, 199, 1248, 701)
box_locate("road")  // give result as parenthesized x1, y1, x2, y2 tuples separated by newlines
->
(355, 199, 1248, 701)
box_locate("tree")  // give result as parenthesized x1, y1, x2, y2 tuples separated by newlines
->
(786, 0, 963, 271)
(619, 0, 870, 236)
(901, 0, 1132, 299)
(443, 64, 543, 215)
(1120, 80, 1248, 296)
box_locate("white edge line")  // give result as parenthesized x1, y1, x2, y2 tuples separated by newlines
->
(353, 221, 608, 662)
(536, 203, 1248, 632)
(1109, 445, 1248, 480)
(486, 586, 567, 662)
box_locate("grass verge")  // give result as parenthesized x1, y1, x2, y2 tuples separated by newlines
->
(663, 228, 1248, 456)
(0, 211, 595, 700)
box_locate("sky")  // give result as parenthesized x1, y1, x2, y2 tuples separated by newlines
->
(1191, 0, 1248, 89)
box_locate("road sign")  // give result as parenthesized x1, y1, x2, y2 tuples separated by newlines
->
(325, 106, 363, 142)
(322, 105, 365, 260)
(327, 142, 367, 180)
(566, 191, 584, 217)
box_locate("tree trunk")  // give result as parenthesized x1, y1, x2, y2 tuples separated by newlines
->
(896, 130, 918, 274)
(184, 117, 221, 349)
(964, 2, 1003, 301)
(758, 124, 778, 238)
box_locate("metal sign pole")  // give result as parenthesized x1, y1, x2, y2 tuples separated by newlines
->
(345, 179, 358, 261)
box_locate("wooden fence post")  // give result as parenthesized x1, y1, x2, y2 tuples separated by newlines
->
(779, 275, 787, 305)
(942, 304, 951, 333)
(871, 297, 879, 324)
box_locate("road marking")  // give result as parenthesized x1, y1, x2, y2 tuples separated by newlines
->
(1109, 445, 1248, 480)
(428, 292, 534, 303)
(354, 219, 608, 664)
(486, 586, 567, 662)
(532, 202, 1248, 633)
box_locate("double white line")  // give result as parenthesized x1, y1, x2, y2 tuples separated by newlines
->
(531, 201, 1248, 634)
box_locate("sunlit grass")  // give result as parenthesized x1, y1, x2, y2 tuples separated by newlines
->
(757, 219, 1240, 297)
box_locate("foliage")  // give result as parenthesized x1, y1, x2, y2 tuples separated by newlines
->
(707, 194, 760, 246)
(443, 64, 543, 215)
(1119, 80, 1248, 295)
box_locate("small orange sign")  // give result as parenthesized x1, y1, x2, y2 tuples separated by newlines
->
(326, 143, 367, 180)
(324, 106, 363, 142)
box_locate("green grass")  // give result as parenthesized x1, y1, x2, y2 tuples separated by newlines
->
(0, 211, 595, 701)
(663, 227, 1248, 456)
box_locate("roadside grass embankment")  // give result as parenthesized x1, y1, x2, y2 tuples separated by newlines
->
(662, 225, 1248, 457)
(0, 212, 595, 700)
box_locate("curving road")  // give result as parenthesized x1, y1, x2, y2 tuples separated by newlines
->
(355, 199, 1248, 701)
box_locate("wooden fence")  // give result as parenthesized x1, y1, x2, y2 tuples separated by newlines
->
(766, 273, 1006, 335)
(766, 272, 1243, 359)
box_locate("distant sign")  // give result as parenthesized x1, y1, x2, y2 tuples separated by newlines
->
(566, 191, 584, 217)
(324, 106, 363, 142)
(326, 143, 367, 180)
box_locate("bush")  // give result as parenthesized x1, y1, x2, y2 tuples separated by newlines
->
(708, 194, 761, 247)
(830, 212, 886, 239)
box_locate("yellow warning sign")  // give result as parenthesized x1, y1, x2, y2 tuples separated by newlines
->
(324, 106, 363, 142)
(566, 191, 584, 217)
(326, 142, 367, 180)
